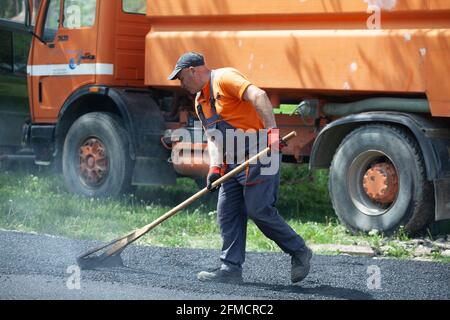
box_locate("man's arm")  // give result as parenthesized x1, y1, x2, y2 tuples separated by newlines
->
(243, 85, 277, 129)
(207, 134, 222, 167)
(205, 134, 224, 190)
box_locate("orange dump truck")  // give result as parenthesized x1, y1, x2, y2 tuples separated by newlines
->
(0, 0, 449, 235)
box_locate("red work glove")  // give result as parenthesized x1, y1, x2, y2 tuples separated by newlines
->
(267, 128, 287, 152)
(206, 166, 223, 191)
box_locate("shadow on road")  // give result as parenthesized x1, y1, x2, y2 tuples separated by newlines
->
(239, 282, 374, 300)
(113, 265, 373, 300)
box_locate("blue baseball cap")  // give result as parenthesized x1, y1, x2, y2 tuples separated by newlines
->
(168, 52, 205, 80)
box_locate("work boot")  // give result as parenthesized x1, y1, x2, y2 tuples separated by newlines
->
(197, 267, 243, 284)
(291, 246, 313, 283)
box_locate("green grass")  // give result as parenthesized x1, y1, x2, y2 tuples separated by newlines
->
(0, 166, 448, 263)
(273, 104, 297, 115)
(0, 172, 218, 248)
(0, 165, 334, 249)
(432, 253, 450, 264)
(384, 244, 411, 259)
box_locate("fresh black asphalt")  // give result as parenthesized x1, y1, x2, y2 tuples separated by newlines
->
(0, 230, 448, 300)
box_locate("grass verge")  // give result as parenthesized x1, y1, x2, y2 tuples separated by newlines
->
(0, 165, 448, 263)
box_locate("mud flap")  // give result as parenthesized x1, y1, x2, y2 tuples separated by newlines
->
(435, 178, 450, 221)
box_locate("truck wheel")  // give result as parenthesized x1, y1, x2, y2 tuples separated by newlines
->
(329, 124, 434, 235)
(62, 112, 133, 198)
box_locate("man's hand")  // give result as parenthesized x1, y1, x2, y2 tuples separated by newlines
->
(207, 166, 223, 190)
(268, 128, 287, 152)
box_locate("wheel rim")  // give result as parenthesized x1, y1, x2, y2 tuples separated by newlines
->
(79, 138, 109, 188)
(347, 150, 400, 217)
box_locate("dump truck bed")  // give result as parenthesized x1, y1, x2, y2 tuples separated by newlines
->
(144, 0, 450, 117)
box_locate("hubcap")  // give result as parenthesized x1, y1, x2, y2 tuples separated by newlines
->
(363, 163, 399, 204)
(348, 151, 400, 216)
(79, 138, 108, 187)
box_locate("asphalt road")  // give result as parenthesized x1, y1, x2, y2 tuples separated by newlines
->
(0, 230, 448, 300)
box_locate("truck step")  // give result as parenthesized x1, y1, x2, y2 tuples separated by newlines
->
(0, 154, 35, 161)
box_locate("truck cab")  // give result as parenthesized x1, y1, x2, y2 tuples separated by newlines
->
(1, 0, 176, 195)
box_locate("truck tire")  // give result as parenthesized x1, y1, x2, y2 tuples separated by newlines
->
(62, 112, 133, 198)
(329, 124, 434, 235)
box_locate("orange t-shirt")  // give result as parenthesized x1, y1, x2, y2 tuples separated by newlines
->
(195, 68, 264, 131)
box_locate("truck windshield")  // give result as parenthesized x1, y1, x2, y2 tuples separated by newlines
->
(63, 0, 97, 29)
(31, 0, 42, 26)
(42, 0, 60, 42)
(0, 0, 27, 24)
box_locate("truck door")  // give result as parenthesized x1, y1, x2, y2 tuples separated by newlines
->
(0, 0, 35, 150)
(29, 0, 99, 123)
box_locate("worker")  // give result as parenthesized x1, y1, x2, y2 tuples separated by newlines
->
(168, 52, 312, 284)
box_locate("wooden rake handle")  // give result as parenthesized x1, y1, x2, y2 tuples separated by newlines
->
(99, 131, 297, 257)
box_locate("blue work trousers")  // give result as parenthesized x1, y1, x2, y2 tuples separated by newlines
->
(217, 158, 306, 270)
